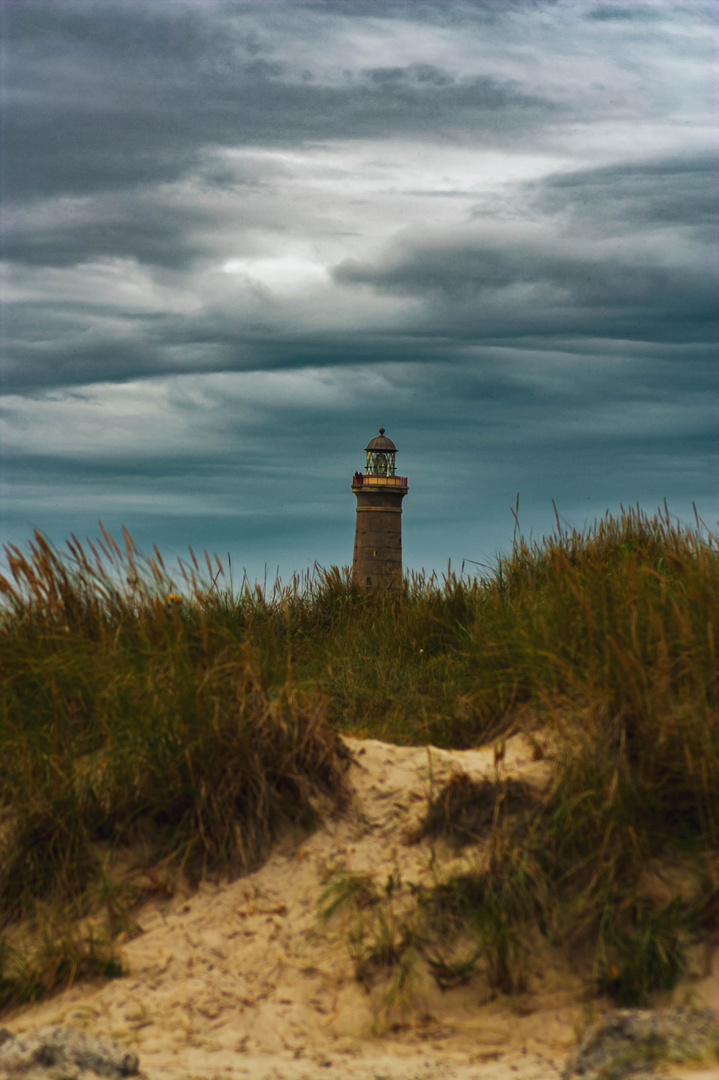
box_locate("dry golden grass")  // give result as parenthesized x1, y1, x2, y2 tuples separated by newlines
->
(0, 504, 716, 1009)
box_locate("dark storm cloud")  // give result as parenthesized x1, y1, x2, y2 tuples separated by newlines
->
(335, 151, 718, 345)
(3, 54, 548, 200)
(586, 4, 679, 20)
(2, 308, 175, 391)
(1, 296, 456, 393)
(529, 154, 719, 232)
(335, 236, 716, 344)
(2, 194, 220, 269)
(2, 0, 554, 205)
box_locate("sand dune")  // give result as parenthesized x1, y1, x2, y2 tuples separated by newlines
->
(4, 736, 717, 1079)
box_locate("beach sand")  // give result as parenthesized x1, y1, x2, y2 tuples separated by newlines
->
(4, 735, 717, 1079)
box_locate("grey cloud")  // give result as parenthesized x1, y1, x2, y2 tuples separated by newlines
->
(2, 311, 173, 391)
(357, 65, 545, 113)
(587, 5, 664, 20)
(2, 196, 220, 269)
(298, 1, 566, 26)
(4, 145, 716, 396)
(335, 153, 718, 345)
(5, 56, 554, 198)
(364, 65, 452, 88)
(3, 2, 557, 204)
(528, 155, 719, 232)
(334, 238, 716, 344)
(2, 297, 452, 393)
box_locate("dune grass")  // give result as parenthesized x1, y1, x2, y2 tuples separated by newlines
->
(0, 528, 349, 1009)
(0, 505, 717, 1012)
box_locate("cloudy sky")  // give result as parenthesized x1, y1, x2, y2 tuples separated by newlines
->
(1, 0, 717, 583)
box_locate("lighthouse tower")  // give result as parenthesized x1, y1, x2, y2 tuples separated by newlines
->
(351, 427, 408, 588)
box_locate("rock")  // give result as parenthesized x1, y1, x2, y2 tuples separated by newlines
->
(563, 1006, 719, 1079)
(0, 1026, 143, 1079)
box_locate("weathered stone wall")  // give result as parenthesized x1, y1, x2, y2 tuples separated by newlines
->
(352, 485, 406, 588)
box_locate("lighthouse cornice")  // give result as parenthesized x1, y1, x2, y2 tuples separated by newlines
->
(351, 474, 408, 491)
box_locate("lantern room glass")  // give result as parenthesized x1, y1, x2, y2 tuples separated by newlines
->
(366, 450, 396, 477)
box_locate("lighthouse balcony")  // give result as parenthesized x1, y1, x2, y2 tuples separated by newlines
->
(351, 473, 408, 489)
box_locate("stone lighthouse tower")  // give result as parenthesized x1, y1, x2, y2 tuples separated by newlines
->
(351, 427, 408, 588)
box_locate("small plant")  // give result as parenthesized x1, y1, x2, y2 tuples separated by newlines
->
(0, 913, 123, 1010)
(426, 946, 482, 990)
(596, 899, 689, 1006)
(319, 866, 427, 1024)
(318, 868, 381, 922)
(427, 866, 533, 994)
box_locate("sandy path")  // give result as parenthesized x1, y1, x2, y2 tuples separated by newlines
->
(4, 736, 717, 1079)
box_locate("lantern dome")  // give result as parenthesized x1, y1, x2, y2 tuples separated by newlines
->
(365, 427, 397, 453)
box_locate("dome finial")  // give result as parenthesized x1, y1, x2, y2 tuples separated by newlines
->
(379, 426, 385, 435)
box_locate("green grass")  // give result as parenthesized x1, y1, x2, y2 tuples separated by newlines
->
(318, 866, 425, 1027)
(0, 505, 717, 1012)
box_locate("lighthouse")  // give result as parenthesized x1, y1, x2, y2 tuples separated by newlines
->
(351, 428, 408, 588)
